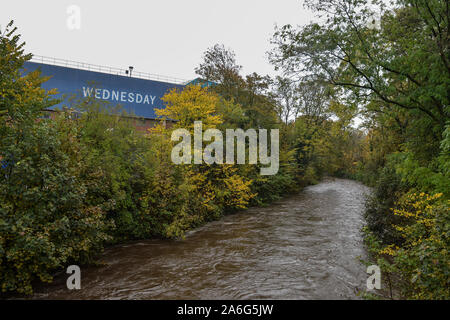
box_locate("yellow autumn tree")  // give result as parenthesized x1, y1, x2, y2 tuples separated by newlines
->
(157, 85, 223, 130)
(151, 85, 255, 238)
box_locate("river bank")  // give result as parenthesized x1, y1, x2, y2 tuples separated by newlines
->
(16, 178, 371, 300)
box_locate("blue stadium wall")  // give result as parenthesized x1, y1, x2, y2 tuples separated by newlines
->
(23, 61, 185, 120)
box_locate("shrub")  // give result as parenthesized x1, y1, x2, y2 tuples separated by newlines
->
(364, 159, 408, 245)
(364, 192, 450, 300)
(0, 118, 110, 294)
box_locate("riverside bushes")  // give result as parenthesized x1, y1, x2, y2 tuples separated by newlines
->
(364, 191, 449, 300)
(0, 116, 112, 294)
(361, 128, 449, 300)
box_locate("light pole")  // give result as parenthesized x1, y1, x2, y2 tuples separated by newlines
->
(126, 66, 134, 77)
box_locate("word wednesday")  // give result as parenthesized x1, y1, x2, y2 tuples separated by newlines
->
(171, 121, 279, 176)
(82, 87, 157, 105)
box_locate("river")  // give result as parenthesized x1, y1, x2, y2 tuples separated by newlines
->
(31, 178, 371, 300)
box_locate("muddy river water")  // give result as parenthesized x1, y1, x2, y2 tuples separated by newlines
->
(32, 178, 371, 300)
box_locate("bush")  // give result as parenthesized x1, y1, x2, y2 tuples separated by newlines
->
(0, 117, 110, 294)
(365, 192, 450, 300)
(364, 159, 408, 245)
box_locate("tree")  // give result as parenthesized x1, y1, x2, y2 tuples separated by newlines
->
(272, 76, 300, 124)
(270, 0, 449, 135)
(0, 21, 55, 124)
(195, 44, 244, 101)
(154, 85, 255, 237)
(196, 44, 279, 129)
(157, 85, 223, 129)
(195, 44, 242, 84)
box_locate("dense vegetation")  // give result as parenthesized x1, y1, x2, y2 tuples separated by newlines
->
(270, 0, 449, 299)
(1, 0, 448, 300)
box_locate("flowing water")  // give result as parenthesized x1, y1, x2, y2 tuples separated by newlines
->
(32, 178, 371, 300)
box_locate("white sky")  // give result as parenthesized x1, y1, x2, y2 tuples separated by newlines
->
(1, 0, 315, 81)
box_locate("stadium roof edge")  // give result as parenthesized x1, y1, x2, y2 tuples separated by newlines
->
(30, 54, 191, 85)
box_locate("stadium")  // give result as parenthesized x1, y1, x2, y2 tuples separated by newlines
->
(23, 55, 207, 131)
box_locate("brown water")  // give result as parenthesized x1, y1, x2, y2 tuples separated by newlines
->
(32, 178, 371, 300)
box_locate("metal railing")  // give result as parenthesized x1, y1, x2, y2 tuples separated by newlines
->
(30, 55, 189, 85)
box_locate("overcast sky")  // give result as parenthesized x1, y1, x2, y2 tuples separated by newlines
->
(1, 0, 315, 81)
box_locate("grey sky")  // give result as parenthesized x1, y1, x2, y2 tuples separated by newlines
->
(1, 0, 314, 81)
